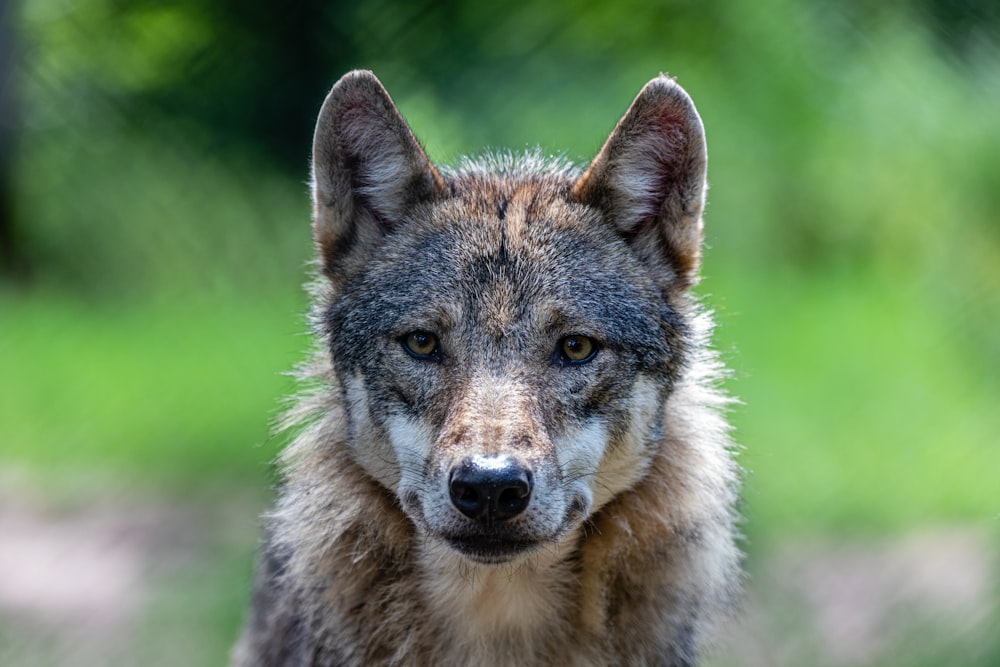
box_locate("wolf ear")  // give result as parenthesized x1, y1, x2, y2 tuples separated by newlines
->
(311, 70, 446, 283)
(573, 75, 707, 290)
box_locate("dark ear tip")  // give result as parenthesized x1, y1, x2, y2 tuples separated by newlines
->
(642, 73, 690, 99)
(313, 71, 394, 160)
(320, 70, 388, 113)
(635, 74, 705, 144)
(640, 74, 699, 109)
(332, 69, 381, 92)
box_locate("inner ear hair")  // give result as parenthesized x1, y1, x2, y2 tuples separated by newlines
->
(311, 70, 445, 283)
(573, 75, 708, 289)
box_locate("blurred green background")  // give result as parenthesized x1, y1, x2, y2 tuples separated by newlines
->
(1, 0, 998, 665)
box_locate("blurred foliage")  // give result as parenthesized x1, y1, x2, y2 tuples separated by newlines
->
(4, 0, 999, 533)
(1, 1, 999, 665)
(8, 0, 1000, 306)
(2, 0, 1000, 531)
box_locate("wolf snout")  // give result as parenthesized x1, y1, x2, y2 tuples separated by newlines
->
(448, 456, 533, 523)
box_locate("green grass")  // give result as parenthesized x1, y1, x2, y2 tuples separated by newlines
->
(708, 265, 1000, 540)
(0, 288, 307, 485)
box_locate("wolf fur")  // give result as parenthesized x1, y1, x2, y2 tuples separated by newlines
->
(232, 70, 741, 667)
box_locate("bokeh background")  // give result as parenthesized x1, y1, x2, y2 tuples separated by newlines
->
(1, 0, 998, 665)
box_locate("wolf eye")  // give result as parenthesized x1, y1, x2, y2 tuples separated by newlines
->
(402, 331, 440, 360)
(557, 335, 598, 365)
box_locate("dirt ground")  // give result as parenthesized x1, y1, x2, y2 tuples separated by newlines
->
(711, 526, 998, 666)
(0, 474, 996, 666)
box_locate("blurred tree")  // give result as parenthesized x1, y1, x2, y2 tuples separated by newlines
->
(13, 0, 732, 168)
(8, 0, 1000, 293)
(0, 0, 21, 278)
(917, 0, 1000, 57)
(107, 0, 358, 172)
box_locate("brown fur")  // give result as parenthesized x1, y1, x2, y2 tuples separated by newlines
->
(233, 71, 741, 666)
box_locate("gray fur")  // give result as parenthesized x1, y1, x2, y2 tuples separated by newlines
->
(233, 70, 741, 666)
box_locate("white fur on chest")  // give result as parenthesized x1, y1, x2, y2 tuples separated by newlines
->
(416, 537, 578, 664)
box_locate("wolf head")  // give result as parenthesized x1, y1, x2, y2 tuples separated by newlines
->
(310, 71, 708, 564)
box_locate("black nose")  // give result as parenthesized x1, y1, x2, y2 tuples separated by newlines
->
(449, 457, 533, 522)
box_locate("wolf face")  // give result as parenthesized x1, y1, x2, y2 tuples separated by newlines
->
(312, 71, 709, 565)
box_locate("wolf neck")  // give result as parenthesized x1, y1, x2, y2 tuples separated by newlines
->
(408, 535, 577, 664)
(415, 532, 579, 647)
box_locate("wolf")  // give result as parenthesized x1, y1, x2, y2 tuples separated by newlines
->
(232, 70, 741, 667)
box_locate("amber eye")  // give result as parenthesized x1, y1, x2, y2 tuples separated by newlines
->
(402, 331, 440, 359)
(558, 335, 598, 364)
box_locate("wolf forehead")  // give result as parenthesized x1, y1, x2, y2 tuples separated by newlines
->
(327, 158, 682, 358)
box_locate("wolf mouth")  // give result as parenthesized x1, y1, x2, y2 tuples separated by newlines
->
(443, 534, 543, 563)
(439, 504, 590, 564)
